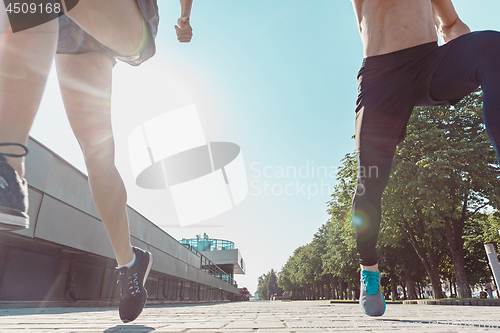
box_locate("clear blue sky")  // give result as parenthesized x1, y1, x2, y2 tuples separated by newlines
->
(31, 0, 500, 293)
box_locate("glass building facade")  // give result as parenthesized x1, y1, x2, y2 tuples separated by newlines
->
(180, 237, 234, 252)
(179, 234, 242, 287)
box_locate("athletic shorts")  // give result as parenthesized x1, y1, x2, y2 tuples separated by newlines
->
(355, 40, 459, 154)
(56, 0, 159, 66)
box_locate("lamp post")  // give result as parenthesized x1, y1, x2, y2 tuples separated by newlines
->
(484, 243, 500, 298)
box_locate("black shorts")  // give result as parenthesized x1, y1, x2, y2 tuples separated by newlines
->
(56, 0, 159, 66)
(355, 40, 458, 153)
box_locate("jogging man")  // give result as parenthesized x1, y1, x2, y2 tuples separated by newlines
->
(350, 0, 500, 316)
(0, 0, 193, 323)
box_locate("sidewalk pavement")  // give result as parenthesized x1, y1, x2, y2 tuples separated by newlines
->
(0, 300, 499, 333)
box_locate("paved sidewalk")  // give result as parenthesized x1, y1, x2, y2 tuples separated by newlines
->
(0, 300, 499, 332)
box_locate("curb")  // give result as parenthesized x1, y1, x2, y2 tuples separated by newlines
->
(0, 300, 230, 309)
(329, 301, 403, 304)
(403, 300, 500, 306)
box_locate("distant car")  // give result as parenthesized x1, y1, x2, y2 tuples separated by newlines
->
(472, 292, 480, 298)
(237, 287, 250, 301)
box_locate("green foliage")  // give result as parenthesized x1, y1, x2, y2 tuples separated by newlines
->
(323, 153, 360, 285)
(382, 90, 500, 298)
(273, 90, 500, 300)
(257, 269, 282, 300)
(463, 214, 500, 286)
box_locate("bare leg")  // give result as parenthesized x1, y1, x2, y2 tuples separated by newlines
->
(361, 264, 379, 272)
(0, 0, 144, 177)
(63, 0, 143, 53)
(0, 4, 58, 176)
(56, 52, 133, 266)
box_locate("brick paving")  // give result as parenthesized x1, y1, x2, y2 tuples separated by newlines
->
(0, 300, 499, 332)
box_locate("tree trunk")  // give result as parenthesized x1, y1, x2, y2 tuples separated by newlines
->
(428, 264, 444, 299)
(329, 276, 334, 299)
(387, 258, 398, 301)
(339, 277, 343, 300)
(384, 287, 390, 300)
(332, 277, 337, 299)
(390, 272, 398, 301)
(444, 218, 471, 298)
(424, 235, 445, 298)
(404, 269, 417, 300)
(399, 219, 445, 299)
(330, 277, 336, 300)
(409, 239, 444, 298)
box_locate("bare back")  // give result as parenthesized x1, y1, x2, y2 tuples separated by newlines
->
(351, 0, 438, 57)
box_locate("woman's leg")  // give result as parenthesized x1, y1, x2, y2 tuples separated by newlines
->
(55, 52, 133, 266)
(0, 3, 58, 176)
(63, 0, 144, 54)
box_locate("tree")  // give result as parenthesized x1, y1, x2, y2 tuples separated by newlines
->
(384, 90, 500, 298)
(257, 269, 282, 300)
(278, 152, 363, 301)
(277, 93, 500, 300)
(323, 153, 362, 299)
(383, 163, 448, 298)
(463, 214, 500, 287)
(278, 247, 304, 298)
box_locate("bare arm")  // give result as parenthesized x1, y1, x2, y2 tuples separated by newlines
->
(175, 0, 193, 42)
(350, 0, 363, 33)
(179, 0, 193, 18)
(431, 0, 470, 43)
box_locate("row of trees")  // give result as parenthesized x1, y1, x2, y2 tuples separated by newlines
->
(268, 91, 500, 300)
(256, 269, 283, 300)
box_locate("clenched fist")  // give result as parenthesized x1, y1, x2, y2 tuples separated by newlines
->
(175, 17, 193, 43)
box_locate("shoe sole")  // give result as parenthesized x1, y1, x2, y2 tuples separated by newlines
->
(143, 252, 153, 287)
(0, 213, 29, 231)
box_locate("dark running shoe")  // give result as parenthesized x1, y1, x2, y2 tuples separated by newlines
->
(0, 143, 29, 231)
(116, 247, 153, 323)
(359, 270, 386, 317)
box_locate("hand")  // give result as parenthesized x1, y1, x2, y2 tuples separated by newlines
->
(438, 17, 470, 43)
(175, 17, 193, 43)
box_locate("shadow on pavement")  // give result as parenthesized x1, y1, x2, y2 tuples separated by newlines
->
(104, 325, 155, 333)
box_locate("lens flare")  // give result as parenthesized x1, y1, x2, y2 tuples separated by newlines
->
(352, 210, 369, 233)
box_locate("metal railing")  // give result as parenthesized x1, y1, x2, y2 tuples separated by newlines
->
(182, 244, 238, 287)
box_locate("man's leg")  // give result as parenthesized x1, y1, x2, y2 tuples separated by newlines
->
(63, 0, 143, 54)
(430, 31, 500, 158)
(353, 147, 394, 317)
(353, 65, 416, 315)
(55, 52, 132, 266)
(353, 148, 395, 269)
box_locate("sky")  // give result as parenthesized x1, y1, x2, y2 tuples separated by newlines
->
(30, 0, 500, 293)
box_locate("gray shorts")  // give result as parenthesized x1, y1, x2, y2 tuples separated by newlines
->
(56, 0, 159, 66)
